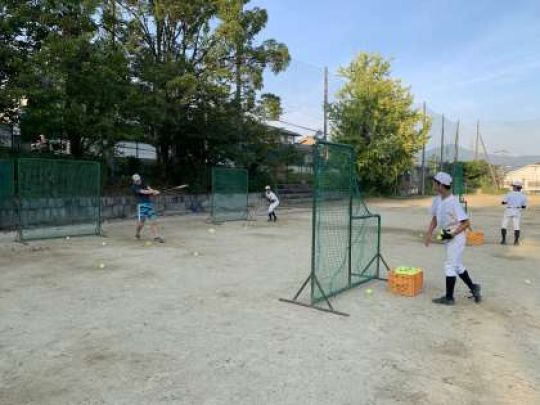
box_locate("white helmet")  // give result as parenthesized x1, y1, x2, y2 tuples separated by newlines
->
(132, 173, 141, 182)
(512, 179, 523, 187)
(265, 185, 271, 190)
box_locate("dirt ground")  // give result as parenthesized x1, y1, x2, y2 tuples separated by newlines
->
(1, 195, 540, 405)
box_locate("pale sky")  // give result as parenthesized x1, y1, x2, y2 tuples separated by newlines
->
(252, 0, 540, 156)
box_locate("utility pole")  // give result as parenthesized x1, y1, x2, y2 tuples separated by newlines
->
(479, 131, 499, 188)
(440, 114, 445, 171)
(323, 66, 328, 141)
(420, 102, 427, 195)
(454, 119, 460, 164)
(475, 120, 480, 160)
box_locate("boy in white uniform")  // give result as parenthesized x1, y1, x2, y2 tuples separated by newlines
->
(501, 179, 528, 245)
(425, 172, 481, 305)
(265, 185, 279, 222)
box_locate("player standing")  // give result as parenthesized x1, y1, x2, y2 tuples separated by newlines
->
(500, 179, 528, 245)
(424, 172, 481, 305)
(265, 185, 279, 222)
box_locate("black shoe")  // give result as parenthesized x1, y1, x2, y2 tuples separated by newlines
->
(500, 240, 506, 245)
(468, 284, 482, 303)
(432, 296, 455, 306)
(273, 217, 277, 222)
(154, 237, 165, 243)
(135, 233, 141, 240)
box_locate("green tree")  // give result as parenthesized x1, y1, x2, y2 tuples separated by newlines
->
(118, 0, 290, 181)
(330, 53, 430, 193)
(463, 160, 492, 191)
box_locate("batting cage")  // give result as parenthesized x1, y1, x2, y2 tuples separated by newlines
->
(16, 158, 101, 241)
(211, 167, 249, 223)
(281, 141, 390, 316)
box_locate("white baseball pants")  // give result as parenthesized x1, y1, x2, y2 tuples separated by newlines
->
(444, 233, 467, 277)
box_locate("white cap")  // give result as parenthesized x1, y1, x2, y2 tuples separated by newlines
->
(265, 185, 271, 190)
(433, 172, 452, 186)
(132, 173, 141, 182)
(512, 179, 523, 187)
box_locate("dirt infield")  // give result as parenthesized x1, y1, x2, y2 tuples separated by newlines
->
(1, 195, 540, 404)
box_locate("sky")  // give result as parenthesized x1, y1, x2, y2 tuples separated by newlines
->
(250, 0, 540, 156)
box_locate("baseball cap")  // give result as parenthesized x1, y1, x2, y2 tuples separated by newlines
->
(433, 172, 452, 186)
(265, 185, 271, 190)
(132, 173, 141, 182)
(512, 179, 523, 187)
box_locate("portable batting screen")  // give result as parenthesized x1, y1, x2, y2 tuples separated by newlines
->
(211, 167, 249, 222)
(0, 159, 15, 230)
(280, 141, 389, 316)
(16, 158, 101, 241)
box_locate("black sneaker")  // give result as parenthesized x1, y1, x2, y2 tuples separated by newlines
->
(432, 296, 455, 306)
(469, 284, 481, 303)
(154, 237, 165, 243)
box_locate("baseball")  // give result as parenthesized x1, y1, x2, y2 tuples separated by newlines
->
(208, 228, 216, 234)
(525, 279, 532, 285)
(193, 251, 199, 257)
(65, 236, 70, 240)
(99, 263, 106, 269)
(101, 241, 107, 246)
(366, 288, 373, 295)
(145, 241, 152, 247)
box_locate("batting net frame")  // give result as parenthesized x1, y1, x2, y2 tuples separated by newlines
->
(211, 167, 249, 223)
(15, 158, 102, 241)
(280, 141, 390, 316)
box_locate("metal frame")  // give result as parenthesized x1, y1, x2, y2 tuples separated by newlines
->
(15, 158, 101, 241)
(280, 141, 390, 316)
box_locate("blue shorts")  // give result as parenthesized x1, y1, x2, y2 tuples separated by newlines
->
(137, 203, 158, 222)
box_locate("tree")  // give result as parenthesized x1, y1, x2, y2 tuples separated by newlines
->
(463, 160, 492, 191)
(330, 53, 431, 193)
(118, 0, 290, 181)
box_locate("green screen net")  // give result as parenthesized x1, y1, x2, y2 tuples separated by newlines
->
(452, 162, 465, 196)
(211, 167, 248, 222)
(0, 159, 15, 230)
(17, 158, 101, 240)
(311, 142, 381, 303)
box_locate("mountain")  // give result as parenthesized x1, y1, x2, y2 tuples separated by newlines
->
(419, 145, 540, 170)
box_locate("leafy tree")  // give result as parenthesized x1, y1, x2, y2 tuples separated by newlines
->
(463, 160, 492, 191)
(330, 53, 431, 193)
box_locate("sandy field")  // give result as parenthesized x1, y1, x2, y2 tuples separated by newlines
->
(1, 194, 540, 405)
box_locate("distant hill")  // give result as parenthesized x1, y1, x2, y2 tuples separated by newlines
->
(418, 145, 540, 169)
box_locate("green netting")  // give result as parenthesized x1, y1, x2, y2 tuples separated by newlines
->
(0, 159, 15, 229)
(311, 142, 381, 303)
(17, 158, 101, 240)
(452, 162, 465, 196)
(211, 167, 248, 222)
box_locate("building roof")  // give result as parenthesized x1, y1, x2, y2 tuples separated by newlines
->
(298, 136, 316, 145)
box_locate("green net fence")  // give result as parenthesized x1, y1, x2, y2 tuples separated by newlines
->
(211, 167, 249, 222)
(17, 158, 101, 240)
(311, 142, 382, 303)
(452, 162, 465, 196)
(0, 159, 15, 230)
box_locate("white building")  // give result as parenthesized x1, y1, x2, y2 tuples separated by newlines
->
(503, 163, 540, 193)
